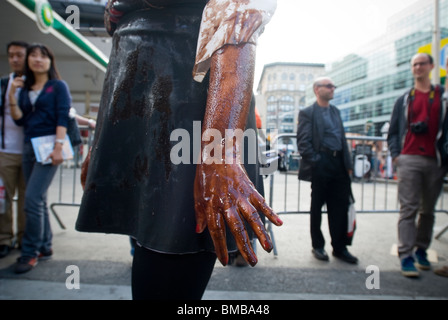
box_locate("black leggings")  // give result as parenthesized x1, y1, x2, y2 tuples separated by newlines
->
(132, 245, 217, 300)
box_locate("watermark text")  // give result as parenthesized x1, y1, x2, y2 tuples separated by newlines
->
(65, 265, 80, 290)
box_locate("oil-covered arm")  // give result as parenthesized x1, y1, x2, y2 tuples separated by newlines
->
(194, 43, 282, 267)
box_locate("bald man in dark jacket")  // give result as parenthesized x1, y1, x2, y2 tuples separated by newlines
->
(297, 77, 357, 264)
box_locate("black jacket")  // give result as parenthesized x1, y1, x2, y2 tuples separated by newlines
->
(387, 86, 448, 166)
(297, 102, 353, 181)
(0, 76, 10, 150)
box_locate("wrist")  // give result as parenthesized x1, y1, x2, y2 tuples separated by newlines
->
(200, 135, 242, 165)
(54, 139, 65, 146)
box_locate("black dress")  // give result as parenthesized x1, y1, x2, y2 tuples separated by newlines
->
(75, 2, 264, 255)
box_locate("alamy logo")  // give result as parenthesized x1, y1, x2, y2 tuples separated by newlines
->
(65, 5, 80, 29)
(365, 265, 380, 290)
(65, 265, 80, 290)
(170, 122, 277, 175)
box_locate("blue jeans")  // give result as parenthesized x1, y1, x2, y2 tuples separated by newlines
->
(21, 142, 59, 258)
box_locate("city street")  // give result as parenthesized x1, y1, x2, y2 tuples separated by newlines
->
(0, 0, 447, 306)
(0, 168, 447, 300)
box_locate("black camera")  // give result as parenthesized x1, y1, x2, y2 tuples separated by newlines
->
(410, 121, 428, 134)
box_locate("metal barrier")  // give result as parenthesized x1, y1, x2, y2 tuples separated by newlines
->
(48, 130, 448, 253)
(49, 125, 93, 229)
(265, 133, 448, 255)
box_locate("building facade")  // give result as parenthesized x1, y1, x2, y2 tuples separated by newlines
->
(307, 0, 448, 136)
(256, 62, 325, 134)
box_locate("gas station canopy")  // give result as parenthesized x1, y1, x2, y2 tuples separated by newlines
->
(0, 0, 110, 112)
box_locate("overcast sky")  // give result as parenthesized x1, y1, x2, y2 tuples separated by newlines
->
(254, 0, 420, 83)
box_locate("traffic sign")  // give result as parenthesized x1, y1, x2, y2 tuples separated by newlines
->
(418, 37, 448, 83)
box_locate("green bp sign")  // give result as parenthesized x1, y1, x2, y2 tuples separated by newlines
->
(35, 0, 54, 33)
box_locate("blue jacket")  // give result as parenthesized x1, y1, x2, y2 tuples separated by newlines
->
(15, 80, 71, 142)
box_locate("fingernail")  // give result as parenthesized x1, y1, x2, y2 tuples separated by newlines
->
(109, 8, 123, 16)
(249, 256, 258, 267)
(196, 224, 201, 233)
(264, 240, 273, 252)
(219, 255, 228, 266)
(276, 217, 283, 225)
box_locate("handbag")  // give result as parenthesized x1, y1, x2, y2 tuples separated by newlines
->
(67, 116, 82, 147)
(347, 186, 356, 245)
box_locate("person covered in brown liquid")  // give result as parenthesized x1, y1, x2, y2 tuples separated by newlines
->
(77, 0, 282, 300)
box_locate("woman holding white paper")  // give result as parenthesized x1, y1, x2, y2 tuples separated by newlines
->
(8, 43, 71, 274)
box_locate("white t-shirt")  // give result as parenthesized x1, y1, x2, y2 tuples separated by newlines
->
(1, 73, 24, 154)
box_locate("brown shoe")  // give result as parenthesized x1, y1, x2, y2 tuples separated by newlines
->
(434, 266, 448, 278)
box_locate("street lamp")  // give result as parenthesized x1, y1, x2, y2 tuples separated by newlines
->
(433, 0, 440, 85)
(276, 99, 280, 133)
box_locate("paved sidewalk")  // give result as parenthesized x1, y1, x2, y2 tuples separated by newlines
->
(1, 170, 448, 300)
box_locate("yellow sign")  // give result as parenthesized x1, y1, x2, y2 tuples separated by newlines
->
(418, 38, 448, 80)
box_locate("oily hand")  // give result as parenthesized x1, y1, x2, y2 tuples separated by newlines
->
(194, 162, 283, 267)
(104, 0, 146, 36)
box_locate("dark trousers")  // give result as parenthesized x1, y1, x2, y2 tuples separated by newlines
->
(310, 152, 351, 253)
(132, 245, 217, 300)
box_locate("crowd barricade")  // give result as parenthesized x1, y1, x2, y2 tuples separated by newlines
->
(49, 125, 93, 229)
(48, 129, 448, 251)
(264, 133, 448, 256)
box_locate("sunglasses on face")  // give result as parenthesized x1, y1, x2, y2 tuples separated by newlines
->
(317, 84, 337, 89)
(412, 61, 430, 68)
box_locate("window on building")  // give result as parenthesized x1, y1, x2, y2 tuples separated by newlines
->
(282, 114, 294, 123)
(280, 104, 294, 112)
(280, 124, 294, 133)
(267, 105, 276, 113)
(281, 96, 294, 102)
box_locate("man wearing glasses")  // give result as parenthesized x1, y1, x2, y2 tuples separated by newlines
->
(297, 77, 357, 264)
(388, 53, 448, 278)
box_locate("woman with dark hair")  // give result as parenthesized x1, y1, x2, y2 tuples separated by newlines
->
(8, 43, 71, 274)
